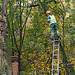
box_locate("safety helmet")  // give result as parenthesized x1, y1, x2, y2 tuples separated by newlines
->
(46, 11, 50, 14)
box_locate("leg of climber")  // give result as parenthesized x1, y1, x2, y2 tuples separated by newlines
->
(55, 24, 60, 37)
(50, 24, 54, 39)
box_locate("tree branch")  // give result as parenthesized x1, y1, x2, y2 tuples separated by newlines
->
(22, 0, 34, 45)
(12, 21, 19, 50)
(35, 33, 52, 40)
(38, 0, 46, 14)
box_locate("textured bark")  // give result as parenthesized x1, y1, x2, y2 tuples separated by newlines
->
(0, 0, 12, 74)
(0, 11, 7, 73)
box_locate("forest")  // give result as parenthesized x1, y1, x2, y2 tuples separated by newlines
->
(0, 0, 75, 75)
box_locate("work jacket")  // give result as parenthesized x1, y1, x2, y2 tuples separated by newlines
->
(47, 15, 57, 26)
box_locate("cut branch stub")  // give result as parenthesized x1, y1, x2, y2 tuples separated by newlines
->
(1, 42, 7, 52)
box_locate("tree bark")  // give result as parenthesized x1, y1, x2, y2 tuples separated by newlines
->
(0, 0, 12, 74)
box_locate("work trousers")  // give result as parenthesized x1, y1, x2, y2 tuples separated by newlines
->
(50, 23, 59, 38)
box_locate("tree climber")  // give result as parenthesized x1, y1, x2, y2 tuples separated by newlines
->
(46, 11, 59, 39)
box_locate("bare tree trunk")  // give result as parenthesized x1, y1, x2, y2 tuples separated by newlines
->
(0, 15, 7, 72)
(0, 0, 7, 72)
(0, 0, 12, 74)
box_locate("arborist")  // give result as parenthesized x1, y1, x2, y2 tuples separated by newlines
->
(46, 11, 59, 39)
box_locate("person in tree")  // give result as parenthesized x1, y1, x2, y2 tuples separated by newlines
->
(46, 11, 59, 39)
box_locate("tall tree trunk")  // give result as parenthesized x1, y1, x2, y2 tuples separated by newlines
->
(0, 0, 7, 73)
(18, 1, 22, 75)
(0, 0, 12, 74)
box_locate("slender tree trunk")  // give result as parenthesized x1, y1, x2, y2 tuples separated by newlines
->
(18, 0, 22, 75)
(62, 14, 65, 53)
